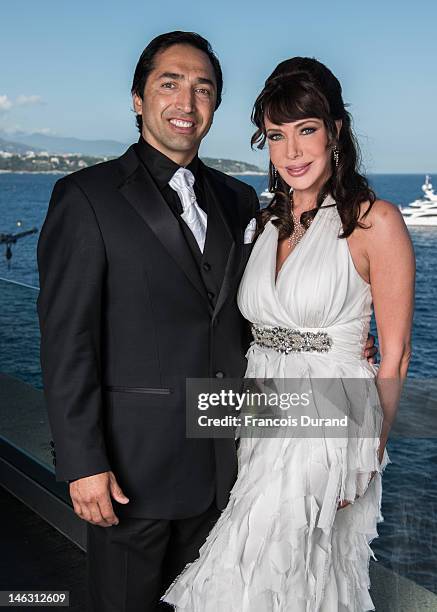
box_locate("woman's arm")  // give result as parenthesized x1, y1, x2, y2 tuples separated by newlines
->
(364, 199, 415, 453)
(338, 200, 415, 510)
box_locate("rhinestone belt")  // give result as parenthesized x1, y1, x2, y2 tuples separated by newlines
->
(251, 324, 333, 354)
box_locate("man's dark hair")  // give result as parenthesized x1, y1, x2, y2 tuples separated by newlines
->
(131, 31, 223, 133)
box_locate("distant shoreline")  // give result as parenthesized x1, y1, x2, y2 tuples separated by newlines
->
(227, 171, 267, 176)
(0, 170, 67, 175)
(0, 169, 269, 176)
(0, 170, 432, 176)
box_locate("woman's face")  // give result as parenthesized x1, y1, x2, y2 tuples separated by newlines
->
(265, 116, 341, 194)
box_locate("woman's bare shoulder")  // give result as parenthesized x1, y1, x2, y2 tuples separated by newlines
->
(358, 198, 405, 234)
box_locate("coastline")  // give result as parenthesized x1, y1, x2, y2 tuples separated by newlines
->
(0, 169, 269, 176)
(0, 170, 68, 175)
(227, 171, 267, 176)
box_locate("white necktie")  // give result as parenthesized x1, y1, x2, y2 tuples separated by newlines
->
(169, 167, 207, 253)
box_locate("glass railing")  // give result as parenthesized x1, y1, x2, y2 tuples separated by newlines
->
(0, 277, 42, 389)
(0, 277, 53, 473)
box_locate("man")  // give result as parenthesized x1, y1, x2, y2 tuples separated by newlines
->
(37, 31, 376, 611)
(37, 31, 258, 611)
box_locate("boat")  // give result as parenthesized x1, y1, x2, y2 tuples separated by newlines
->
(259, 188, 274, 208)
(400, 175, 437, 226)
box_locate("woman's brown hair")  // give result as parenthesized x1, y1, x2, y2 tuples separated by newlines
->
(251, 57, 375, 239)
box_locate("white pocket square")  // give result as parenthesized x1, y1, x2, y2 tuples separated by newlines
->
(243, 218, 257, 244)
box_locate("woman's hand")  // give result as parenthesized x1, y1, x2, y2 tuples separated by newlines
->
(337, 442, 385, 510)
(337, 495, 359, 510)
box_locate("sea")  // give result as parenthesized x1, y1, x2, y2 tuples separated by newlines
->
(0, 171, 436, 595)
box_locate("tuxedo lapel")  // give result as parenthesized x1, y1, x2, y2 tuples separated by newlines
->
(118, 149, 209, 305)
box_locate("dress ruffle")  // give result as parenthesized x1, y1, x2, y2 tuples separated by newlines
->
(162, 429, 390, 611)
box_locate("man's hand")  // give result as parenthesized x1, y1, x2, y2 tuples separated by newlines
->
(69, 471, 129, 527)
(364, 333, 378, 364)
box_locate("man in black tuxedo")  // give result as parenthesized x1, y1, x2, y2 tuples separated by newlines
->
(37, 31, 259, 611)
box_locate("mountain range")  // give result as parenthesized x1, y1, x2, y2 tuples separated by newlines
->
(0, 136, 44, 155)
(0, 131, 127, 156)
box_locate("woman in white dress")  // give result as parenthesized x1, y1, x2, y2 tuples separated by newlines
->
(163, 57, 415, 611)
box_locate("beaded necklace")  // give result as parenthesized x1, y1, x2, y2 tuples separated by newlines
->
(287, 195, 314, 250)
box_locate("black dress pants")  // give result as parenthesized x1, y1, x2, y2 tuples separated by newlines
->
(86, 501, 220, 612)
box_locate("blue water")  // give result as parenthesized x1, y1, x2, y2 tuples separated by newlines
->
(1, 172, 436, 377)
(1, 171, 436, 595)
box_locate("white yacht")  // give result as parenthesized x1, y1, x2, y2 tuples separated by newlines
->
(259, 188, 274, 208)
(401, 175, 437, 226)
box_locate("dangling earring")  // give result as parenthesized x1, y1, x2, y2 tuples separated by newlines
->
(333, 146, 339, 168)
(271, 165, 279, 191)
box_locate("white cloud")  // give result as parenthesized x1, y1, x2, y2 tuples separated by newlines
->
(0, 95, 13, 111)
(0, 94, 44, 112)
(16, 94, 43, 106)
(32, 127, 56, 135)
(0, 125, 56, 138)
(0, 125, 23, 134)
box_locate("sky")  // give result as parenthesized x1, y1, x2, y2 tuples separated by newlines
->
(1, 0, 436, 172)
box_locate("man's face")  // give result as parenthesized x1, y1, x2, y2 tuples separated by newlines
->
(133, 43, 217, 165)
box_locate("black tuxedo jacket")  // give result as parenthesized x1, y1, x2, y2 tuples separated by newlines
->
(37, 144, 259, 519)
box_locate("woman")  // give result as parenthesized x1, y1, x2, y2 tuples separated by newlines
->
(163, 57, 415, 611)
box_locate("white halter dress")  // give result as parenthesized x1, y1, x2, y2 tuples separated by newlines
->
(163, 198, 391, 611)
